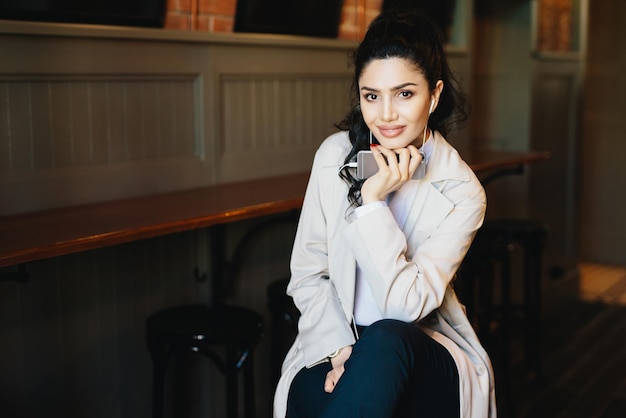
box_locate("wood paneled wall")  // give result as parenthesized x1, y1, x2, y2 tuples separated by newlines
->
(0, 217, 298, 417)
(0, 21, 473, 418)
(0, 28, 354, 216)
(0, 23, 352, 417)
(579, 0, 626, 265)
(0, 77, 198, 169)
(1, 231, 201, 416)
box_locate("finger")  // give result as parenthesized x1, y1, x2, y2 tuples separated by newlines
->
(324, 374, 335, 393)
(395, 148, 412, 177)
(407, 144, 420, 158)
(379, 146, 400, 170)
(370, 144, 389, 171)
(374, 146, 403, 181)
(395, 147, 411, 164)
(407, 145, 423, 175)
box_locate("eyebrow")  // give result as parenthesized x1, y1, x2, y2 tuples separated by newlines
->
(360, 82, 418, 93)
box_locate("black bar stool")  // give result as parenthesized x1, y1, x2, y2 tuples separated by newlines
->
(456, 218, 548, 416)
(456, 231, 515, 413)
(479, 218, 549, 379)
(456, 234, 513, 342)
(145, 303, 263, 418)
(145, 225, 265, 418)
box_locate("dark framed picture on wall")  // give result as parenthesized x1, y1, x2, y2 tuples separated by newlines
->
(0, 0, 167, 28)
(234, 0, 344, 38)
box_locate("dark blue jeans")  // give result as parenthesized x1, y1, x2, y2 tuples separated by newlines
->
(286, 319, 460, 418)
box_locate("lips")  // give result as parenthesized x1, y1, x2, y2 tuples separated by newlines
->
(377, 125, 406, 138)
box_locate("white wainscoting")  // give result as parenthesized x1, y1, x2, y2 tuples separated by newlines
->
(0, 22, 355, 216)
(218, 73, 351, 181)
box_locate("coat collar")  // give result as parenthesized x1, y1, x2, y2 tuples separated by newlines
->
(425, 131, 471, 184)
(400, 131, 470, 238)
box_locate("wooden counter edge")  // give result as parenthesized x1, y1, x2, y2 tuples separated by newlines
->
(0, 198, 304, 268)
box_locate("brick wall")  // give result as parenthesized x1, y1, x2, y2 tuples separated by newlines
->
(339, 0, 383, 40)
(164, 0, 383, 40)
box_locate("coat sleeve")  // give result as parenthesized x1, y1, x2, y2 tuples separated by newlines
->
(287, 141, 356, 368)
(344, 169, 486, 323)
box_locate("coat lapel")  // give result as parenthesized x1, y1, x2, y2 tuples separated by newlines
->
(402, 132, 466, 244)
(402, 181, 453, 247)
(427, 131, 471, 184)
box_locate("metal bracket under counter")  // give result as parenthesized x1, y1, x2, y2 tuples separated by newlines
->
(0, 264, 29, 283)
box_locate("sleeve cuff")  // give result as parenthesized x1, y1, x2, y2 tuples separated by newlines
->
(355, 201, 388, 218)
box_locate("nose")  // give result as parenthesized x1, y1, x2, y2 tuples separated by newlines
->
(381, 96, 397, 121)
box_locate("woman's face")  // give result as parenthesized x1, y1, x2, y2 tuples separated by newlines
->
(358, 57, 442, 149)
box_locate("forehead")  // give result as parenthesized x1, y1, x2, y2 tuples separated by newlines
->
(359, 57, 425, 86)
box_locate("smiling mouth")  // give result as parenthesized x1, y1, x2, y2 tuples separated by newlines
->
(377, 126, 406, 138)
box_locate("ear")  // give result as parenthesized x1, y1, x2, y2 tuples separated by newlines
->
(430, 80, 444, 113)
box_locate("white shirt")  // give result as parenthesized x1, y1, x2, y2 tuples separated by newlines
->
(353, 135, 434, 325)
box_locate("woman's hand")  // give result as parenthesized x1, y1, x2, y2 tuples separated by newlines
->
(360, 144, 423, 204)
(324, 345, 353, 393)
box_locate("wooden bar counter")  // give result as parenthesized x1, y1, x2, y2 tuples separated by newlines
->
(0, 150, 549, 268)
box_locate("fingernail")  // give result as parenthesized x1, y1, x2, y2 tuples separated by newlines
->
(370, 143, 378, 148)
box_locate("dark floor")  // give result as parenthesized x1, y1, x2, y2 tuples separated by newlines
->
(494, 299, 626, 418)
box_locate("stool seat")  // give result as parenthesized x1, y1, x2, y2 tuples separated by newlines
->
(146, 304, 264, 418)
(147, 304, 263, 350)
(480, 218, 549, 242)
(266, 278, 299, 333)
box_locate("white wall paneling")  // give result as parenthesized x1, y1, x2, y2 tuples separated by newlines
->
(0, 21, 353, 417)
(218, 73, 351, 181)
(0, 25, 355, 215)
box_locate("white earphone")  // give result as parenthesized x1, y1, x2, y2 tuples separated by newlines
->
(429, 98, 435, 114)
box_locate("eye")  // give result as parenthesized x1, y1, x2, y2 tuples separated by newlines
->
(364, 93, 378, 101)
(398, 90, 413, 98)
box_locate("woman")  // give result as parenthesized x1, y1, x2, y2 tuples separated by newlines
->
(273, 9, 496, 418)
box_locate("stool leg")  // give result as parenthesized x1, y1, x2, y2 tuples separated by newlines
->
(147, 337, 169, 418)
(175, 351, 186, 418)
(498, 251, 515, 416)
(226, 345, 239, 418)
(244, 352, 256, 418)
(478, 256, 495, 341)
(524, 241, 544, 380)
(152, 364, 166, 418)
(153, 367, 165, 418)
(270, 313, 282, 388)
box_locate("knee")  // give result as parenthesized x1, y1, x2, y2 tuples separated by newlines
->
(349, 320, 420, 381)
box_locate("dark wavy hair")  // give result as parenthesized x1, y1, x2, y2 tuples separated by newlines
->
(336, 9, 469, 207)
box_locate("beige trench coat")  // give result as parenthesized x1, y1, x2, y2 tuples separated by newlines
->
(273, 131, 497, 417)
